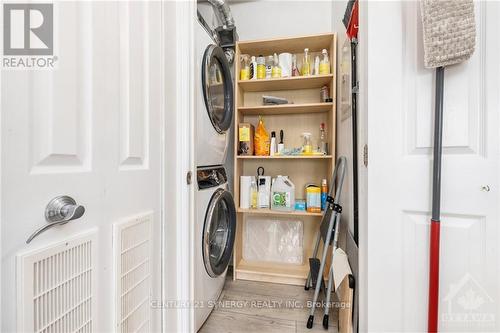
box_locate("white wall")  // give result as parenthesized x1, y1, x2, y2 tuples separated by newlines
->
(229, 0, 333, 40)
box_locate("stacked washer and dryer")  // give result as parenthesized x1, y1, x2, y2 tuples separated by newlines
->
(194, 9, 237, 331)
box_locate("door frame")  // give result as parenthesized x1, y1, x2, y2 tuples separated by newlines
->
(161, 0, 196, 332)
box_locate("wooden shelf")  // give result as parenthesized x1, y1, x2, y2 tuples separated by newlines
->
(234, 259, 309, 286)
(233, 32, 337, 286)
(237, 208, 323, 217)
(238, 102, 333, 116)
(237, 155, 333, 160)
(238, 74, 333, 92)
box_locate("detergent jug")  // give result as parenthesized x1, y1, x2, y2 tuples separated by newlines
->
(271, 176, 295, 212)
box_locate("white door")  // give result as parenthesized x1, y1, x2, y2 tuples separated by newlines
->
(1, 1, 162, 332)
(366, 1, 500, 331)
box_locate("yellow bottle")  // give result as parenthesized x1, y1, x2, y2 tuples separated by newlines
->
(271, 53, 282, 78)
(257, 55, 266, 79)
(250, 179, 258, 209)
(302, 48, 311, 76)
(319, 49, 330, 75)
(240, 54, 250, 80)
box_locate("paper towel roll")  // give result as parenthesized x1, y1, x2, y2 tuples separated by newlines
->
(279, 53, 293, 78)
(240, 176, 252, 209)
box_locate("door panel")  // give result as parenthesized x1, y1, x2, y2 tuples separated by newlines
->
(30, 2, 92, 174)
(1, 1, 162, 332)
(367, 1, 500, 331)
(119, 1, 150, 170)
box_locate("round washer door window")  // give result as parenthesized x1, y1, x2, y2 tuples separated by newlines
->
(202, 45, 234, 134)
(203, 189, 236, 277)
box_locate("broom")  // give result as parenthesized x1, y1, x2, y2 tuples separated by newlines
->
(419, 1, 476, 332)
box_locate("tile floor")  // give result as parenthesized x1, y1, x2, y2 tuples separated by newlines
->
(199, 274, 339, 333)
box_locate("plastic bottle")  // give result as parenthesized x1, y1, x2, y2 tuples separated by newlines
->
(250, 56, 257, 80)
(265, 55, 273, 79)
(240, 55, 251, 80)
(271, 176, 295, 211)
(319, 123, 327, 154)
(250, 178, 258, 209)
(270, 131, 277, 156)
(271, 53, 282, 78)
(319, 49, 331, 75)
(321, 179, 328, 211)
(302, 132, 313, 154)
(257, 55, 266, 79)
(302, 48, 311, 76)
(314, 55, 320, 75)
(292, 54, 300, 76)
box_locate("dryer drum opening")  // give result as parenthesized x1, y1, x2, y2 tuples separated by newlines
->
(202, 44, 234, 134)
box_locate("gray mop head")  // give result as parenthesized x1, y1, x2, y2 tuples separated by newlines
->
(420, 0, 476, 68)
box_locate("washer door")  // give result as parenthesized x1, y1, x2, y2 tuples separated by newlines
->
(203, 188, 236, 277)
(202, 44, 234, 134)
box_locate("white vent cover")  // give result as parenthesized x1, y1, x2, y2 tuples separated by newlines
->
(113, 212, 152, 332)
(17, 231, 97, 333)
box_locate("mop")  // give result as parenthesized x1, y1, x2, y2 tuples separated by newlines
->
(305, 156, 347, 330)
(420, 1, 476, 332)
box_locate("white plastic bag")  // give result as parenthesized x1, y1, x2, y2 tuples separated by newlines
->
(243, 217, 303, 264)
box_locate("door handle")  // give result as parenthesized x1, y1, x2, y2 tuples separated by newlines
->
(26, 196, 85, 244)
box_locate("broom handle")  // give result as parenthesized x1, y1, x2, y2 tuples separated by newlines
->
(428, 66, 444, 333)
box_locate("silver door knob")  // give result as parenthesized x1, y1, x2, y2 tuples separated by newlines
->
(26, 196, 85, 243)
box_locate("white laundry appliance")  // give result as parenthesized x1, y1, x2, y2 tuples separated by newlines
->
(195, 17, 234, 167)
(194, 166, 236, 331)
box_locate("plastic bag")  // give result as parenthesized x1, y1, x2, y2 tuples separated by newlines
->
(254, 116, 270, 156)
(243, 217, 303, 264)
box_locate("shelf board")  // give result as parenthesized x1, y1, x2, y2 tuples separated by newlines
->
(237, 155, 332, 160)
(237, 208, 323, 217)
(238, 102, 333, 116)
(238, 74, 333, 92)
(235, 259, 309, 286)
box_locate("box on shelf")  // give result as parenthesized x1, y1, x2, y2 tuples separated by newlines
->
(238, 123, 255, 156)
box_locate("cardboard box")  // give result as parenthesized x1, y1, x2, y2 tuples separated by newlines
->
(238, 123, 254, 155)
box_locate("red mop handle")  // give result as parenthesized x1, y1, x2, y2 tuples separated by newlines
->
(428, 219, 441, 333)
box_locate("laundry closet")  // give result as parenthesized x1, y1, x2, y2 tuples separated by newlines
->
(195, 1, 358, 332)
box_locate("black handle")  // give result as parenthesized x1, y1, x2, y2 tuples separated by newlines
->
(279, 129, 284, 144)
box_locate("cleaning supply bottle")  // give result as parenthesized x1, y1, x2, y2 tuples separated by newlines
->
(292, 54, 300, 76)
(278, 129, 285, 154)
(271, 53, 282, 78)
(319, 49, 331, 75)
(240, 54, 250, 80)
(250, 56, 257, 80)
(270, 131, 277, 156)
(271, 176, 295, 212)
(257, 55, 266, 79)
(265, 55, 273, 79)
(314, 55, 320, 75)
(250, 178, 258, 209)
(319, 123, 327, 154)
(321, 179, 328, 211)
(302, 48, 311, 76)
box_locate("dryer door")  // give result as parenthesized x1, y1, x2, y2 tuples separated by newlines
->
(202, 45, 234, 134)
(203, 188, 236, 277)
